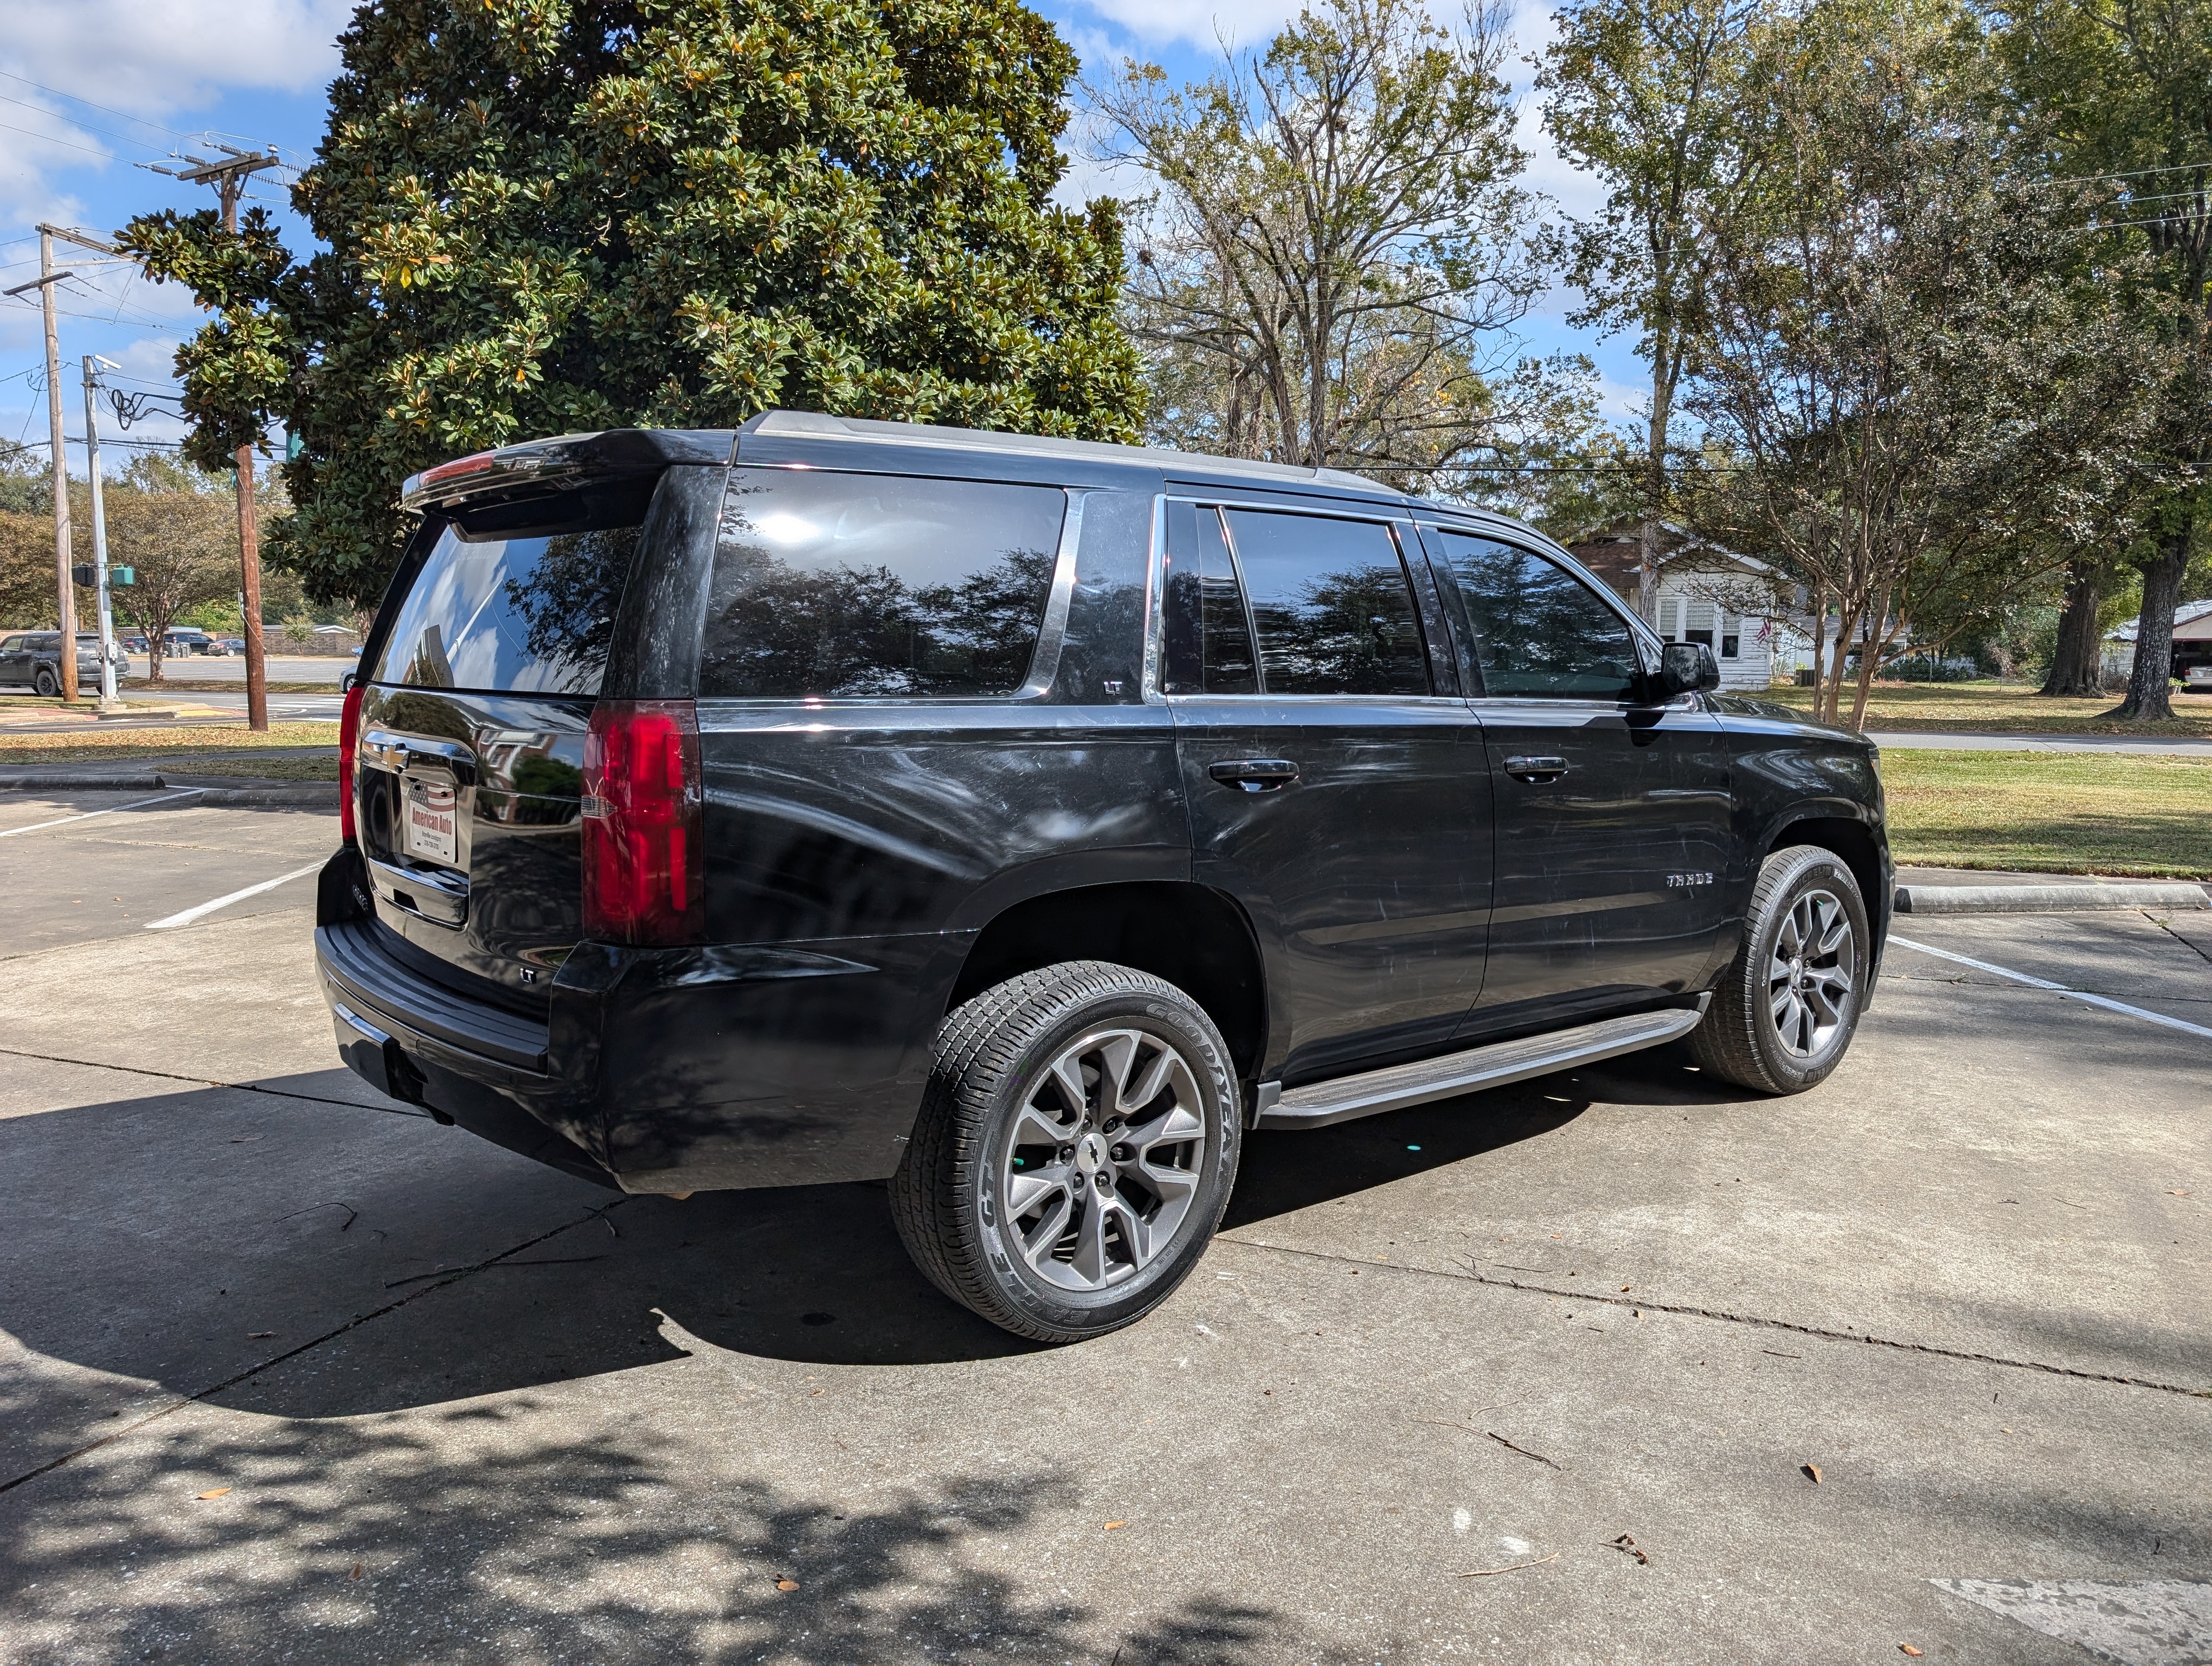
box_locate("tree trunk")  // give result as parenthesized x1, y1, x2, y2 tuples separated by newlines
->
(2105, 528, 2190, 722)
(2038, 560, 2106, 697)
(1809, 586, 1830, 722)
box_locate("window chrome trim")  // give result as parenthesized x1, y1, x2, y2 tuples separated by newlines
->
(1141, 492, 1168, 703)
(1008, 488, 1087, 701)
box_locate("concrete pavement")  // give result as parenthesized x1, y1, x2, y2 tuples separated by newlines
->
(0, 793, 2205, 1664)
(1868, 731, 2212, 756)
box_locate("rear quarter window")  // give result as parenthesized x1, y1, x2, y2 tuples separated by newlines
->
(700, 469, 1066, 700)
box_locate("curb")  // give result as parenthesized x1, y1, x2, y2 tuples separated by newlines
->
(0, 772, 169, 791)
(195, 787, 336, 808)
(1895, 881, 2210, 915)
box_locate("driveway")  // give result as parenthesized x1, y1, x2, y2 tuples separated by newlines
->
(1, 791, 2205, 1664)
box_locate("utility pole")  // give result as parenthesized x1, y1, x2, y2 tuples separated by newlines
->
(82, 355, 124, 711)
(157, 144, 282, 733)
(3, 233, 79, 701)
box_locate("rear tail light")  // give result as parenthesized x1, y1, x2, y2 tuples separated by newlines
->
(582, 699, 705, 946)
(338, 681, 365, 843)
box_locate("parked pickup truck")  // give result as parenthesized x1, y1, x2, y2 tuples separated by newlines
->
(315, 414, 1890, 1342)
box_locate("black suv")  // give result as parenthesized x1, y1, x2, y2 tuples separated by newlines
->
(317, 413, 1888, 1341)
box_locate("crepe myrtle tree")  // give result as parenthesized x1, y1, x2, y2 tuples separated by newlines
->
(121, 0, 1145, 606)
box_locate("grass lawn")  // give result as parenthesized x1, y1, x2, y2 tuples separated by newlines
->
(0, 725, 339, 781)
(1879, 748, 2212, 878)
(1760, 679, 2212, 739)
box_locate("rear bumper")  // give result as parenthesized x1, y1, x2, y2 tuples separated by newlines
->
(313, 848, 967, 1194)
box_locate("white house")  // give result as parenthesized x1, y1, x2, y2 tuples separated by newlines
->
(2104, 599, 2212, 683)
(1565, 520, 1795, 691)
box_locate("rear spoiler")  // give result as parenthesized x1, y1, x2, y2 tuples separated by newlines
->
(396, 429, 736, 518)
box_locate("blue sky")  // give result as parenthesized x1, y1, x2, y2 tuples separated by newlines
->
(0, 0, 1644, 479)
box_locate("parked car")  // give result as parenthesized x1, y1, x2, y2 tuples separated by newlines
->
(316, 415, 1891, 1342)
(214, 637, 246, 656)
(159, 627, 215, 657)
(0, 631, 122, 695)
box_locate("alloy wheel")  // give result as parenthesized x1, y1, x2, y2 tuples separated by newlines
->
(1767, 887, 1856, 1060)
(995, 1027, 1209, 1293)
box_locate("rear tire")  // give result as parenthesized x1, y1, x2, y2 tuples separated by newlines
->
(891, 960, 1240, 1343)
(33, 667, 56, 697)
(1692, 845, 1871, 1094)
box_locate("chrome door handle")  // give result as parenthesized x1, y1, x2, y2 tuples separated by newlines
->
(1504, 754, 1570, 783)
(1208, 758, 1300, 793)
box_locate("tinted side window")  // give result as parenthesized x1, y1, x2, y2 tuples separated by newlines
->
(1221, 510, 1429, 696)
(701, 470, 1064, 699)
(371, 517, 640, 695)
(1432, 531, 1640, 701)
(1163, 505, 1259, 695)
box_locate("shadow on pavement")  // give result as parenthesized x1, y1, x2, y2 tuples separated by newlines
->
(0, 1045, 1775, 1427)
(0, 1417, 1345, 1665)
(1223, 1039, 1750, 1229)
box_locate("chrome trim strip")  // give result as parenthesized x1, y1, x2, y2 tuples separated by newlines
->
(1011, 489, 1086, 700)
(331, 1000, 391, 1047)
(1141, 491, 1168, 704)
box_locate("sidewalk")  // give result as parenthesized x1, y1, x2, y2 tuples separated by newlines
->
(1869, 729, 2212, 755)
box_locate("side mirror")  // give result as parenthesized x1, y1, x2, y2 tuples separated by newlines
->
(1654, 641, 1721, 699)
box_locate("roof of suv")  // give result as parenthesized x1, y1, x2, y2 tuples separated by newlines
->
(400, 409, 1493, 524)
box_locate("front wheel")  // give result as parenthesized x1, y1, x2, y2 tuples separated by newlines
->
(1692, 845, 1872, 1093)
(891, 961, 1240, 1343)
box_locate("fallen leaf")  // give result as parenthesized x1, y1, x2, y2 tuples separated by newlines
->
(1620, 1285, 1631, 1292)
(775, 1579, 798, 1592)
(1803, 1464, 1823, 1484)
(1609, 1533, 1651, 1566)
(247, 1331, 275, 1339)
(351, 1563, 363, 1580)
(2170, 1190, 2191, 1197)
(195, 1488, 231, 1500)
(1900, 1647, 1924, 1657)
(1103, 1521, 1127, 1531)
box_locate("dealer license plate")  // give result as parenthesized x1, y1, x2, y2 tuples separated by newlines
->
(403, 778, 458, 867)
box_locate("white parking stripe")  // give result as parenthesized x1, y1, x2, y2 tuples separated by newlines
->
(144, 861, 326, 931)
(1889, 933, 2212, 1041)
(0, 788, 207, 837)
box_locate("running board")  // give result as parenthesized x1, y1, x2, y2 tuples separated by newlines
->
(1253, 999, 1709, 1131)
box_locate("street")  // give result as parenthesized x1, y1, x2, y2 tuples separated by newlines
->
(0, 789, 2206, 1664)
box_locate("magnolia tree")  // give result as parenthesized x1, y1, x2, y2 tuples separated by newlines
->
(121, 0, 1145, 604)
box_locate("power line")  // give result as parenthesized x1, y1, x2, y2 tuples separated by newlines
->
(0, 117, 111, 159)
(0, 68, 196, 141)
(2042, 158, 2212, 188)
(0, 92, 172, 156)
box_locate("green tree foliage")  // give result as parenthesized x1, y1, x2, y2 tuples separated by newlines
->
(1999, 0, 2212, 720)
(120, 0, 1144, 605)
(1539, 0, 1758, 619)
(1678, 0, 2157, 728)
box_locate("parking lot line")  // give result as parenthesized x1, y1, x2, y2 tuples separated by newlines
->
(0, 788, 207, 838)
(1889, 932, 2212, 1040)
(143, 861, 327, 931)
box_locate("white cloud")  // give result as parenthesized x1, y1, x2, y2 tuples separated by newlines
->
(1065, 0, 1306, 52)
(2, 0, 351, 117)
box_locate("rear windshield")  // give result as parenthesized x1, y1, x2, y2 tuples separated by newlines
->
(373, 503, 644, 695)
(700, 469, 1066, 699)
